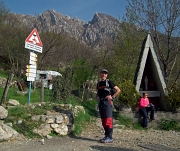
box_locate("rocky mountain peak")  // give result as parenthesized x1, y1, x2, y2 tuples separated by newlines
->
(16, 10, 122, 49)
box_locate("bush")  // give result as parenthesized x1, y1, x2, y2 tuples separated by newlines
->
(160, 118, 179, 131)
(165, 86, 180, 111)
(115, 79, 140, 108)
(52, 76, 72, 102)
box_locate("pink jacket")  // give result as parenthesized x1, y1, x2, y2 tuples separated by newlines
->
(139, 97, 149, 109)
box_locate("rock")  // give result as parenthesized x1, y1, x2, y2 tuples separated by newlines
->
(0, 77, 7, 88)
(50, 123, 59, 129)
(47, 135, 52, 139)
(16, 91, 28, 95)
(54, 124, 68, 135)
(7, 99, 20, 106)
(31, 115, 46, 122)
(46, 116, 54, 123)
(63, 114, 69, 125)
(73, 106, 85, 116)
(0, 123, 18, 141)
(17, 119, 23, 124)
(40, 138, 45, 145)
(55, 115, 64, 124)
(33, 124, 53, 136)
(0, 106, 8, 119)
(64, 104, 73, 110)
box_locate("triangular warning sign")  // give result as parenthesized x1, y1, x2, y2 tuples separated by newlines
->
(25, 28, 43, 47)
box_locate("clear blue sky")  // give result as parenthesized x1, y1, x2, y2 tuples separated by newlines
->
(4, 0, 128, 22)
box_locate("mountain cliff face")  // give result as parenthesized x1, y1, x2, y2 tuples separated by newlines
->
(17, 10, 122, 49)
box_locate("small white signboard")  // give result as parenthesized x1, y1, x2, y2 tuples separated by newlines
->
(26, 72, 36, 77)
(26, 68, 36, 74)
(26, 64, 37, 69)
(27, 76, 35, 82)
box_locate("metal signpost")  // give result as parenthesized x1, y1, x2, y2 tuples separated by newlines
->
(25, 28, 43, 104)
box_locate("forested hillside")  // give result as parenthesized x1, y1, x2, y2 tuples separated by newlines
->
(0, 0, 179, 91)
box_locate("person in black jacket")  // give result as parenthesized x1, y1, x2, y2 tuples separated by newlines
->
(96, 69, 120, 143)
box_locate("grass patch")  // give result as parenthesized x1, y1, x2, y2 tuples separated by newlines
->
(0, 69, 8, 78)
(118, 114, 146, 130)
(73, 110, 91, 135)
(72, 99, 97, 135)
(118, 114, 132, 128)
(82, 100, 97, 117)
(132, 122, 145, 130)
(0, 87, 52, 105)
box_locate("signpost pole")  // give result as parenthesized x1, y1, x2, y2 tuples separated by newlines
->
(27, 50, 36, 104)
(25, 28, 43, 104)
(28, 81, 31, 104)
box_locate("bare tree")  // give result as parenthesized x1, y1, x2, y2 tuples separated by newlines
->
(127, 0, 180, 88)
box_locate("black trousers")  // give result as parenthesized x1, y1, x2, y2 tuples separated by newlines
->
(99, 98, 113, 139)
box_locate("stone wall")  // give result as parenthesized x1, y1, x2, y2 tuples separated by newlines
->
(0, 102, 85, 141)
(119, 110, 180, 128)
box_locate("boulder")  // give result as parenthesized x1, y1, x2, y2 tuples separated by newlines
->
(8, 99, 20, 106)
(0, 123, 18, 141)
(0, 106, 8, 119)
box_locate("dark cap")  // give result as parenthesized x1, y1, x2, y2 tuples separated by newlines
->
(100, 69, 108, 73)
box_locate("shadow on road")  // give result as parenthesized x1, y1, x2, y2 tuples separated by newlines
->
(70, 135, 98, 142)
(90, 145, 137, 151)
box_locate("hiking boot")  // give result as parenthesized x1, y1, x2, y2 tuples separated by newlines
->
(101, 137, 113, 143)
(100, 136, 107, 143)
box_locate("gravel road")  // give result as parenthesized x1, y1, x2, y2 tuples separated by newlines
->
(1, 118, 180, 151)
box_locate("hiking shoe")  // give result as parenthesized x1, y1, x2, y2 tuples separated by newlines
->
(101, 137, 113, 143)
(100, 137, 107, 143)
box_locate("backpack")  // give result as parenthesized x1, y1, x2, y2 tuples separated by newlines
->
(98, 79, 116, 96)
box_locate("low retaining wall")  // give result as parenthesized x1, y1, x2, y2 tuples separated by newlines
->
(119, 111, 180, 127)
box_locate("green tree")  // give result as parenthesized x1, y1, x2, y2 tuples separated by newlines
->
(105, 22, 146, 84)
(72, 58, 94, 101)
(126, 0, 180, 88)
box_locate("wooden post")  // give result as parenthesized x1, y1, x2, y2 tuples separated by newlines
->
(0, 72, 14, 105)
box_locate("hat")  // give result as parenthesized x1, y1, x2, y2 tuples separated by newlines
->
(100, 69, 108, 73)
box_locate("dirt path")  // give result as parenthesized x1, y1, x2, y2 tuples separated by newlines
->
(1, 118, 180, 151)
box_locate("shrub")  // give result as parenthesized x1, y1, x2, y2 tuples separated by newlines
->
(115, 79, 140, 108)
(52, 76, 72, 102)
(165, 86, 180, 111)
(160, 118, 178, 131)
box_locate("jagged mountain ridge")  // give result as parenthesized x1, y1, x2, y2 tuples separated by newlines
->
(16, 10, 122, 49)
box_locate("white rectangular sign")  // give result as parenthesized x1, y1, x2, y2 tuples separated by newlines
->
(27, 76, 35, 82)
(29, 60, 37, 65)
(25, 42, 43, 53)
(26, 64, 37, 69)
(26, 68, 36, 73)
(26, 72, 36, 77)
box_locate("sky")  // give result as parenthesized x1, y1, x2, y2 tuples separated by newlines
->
(3, 0, 128, 22)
